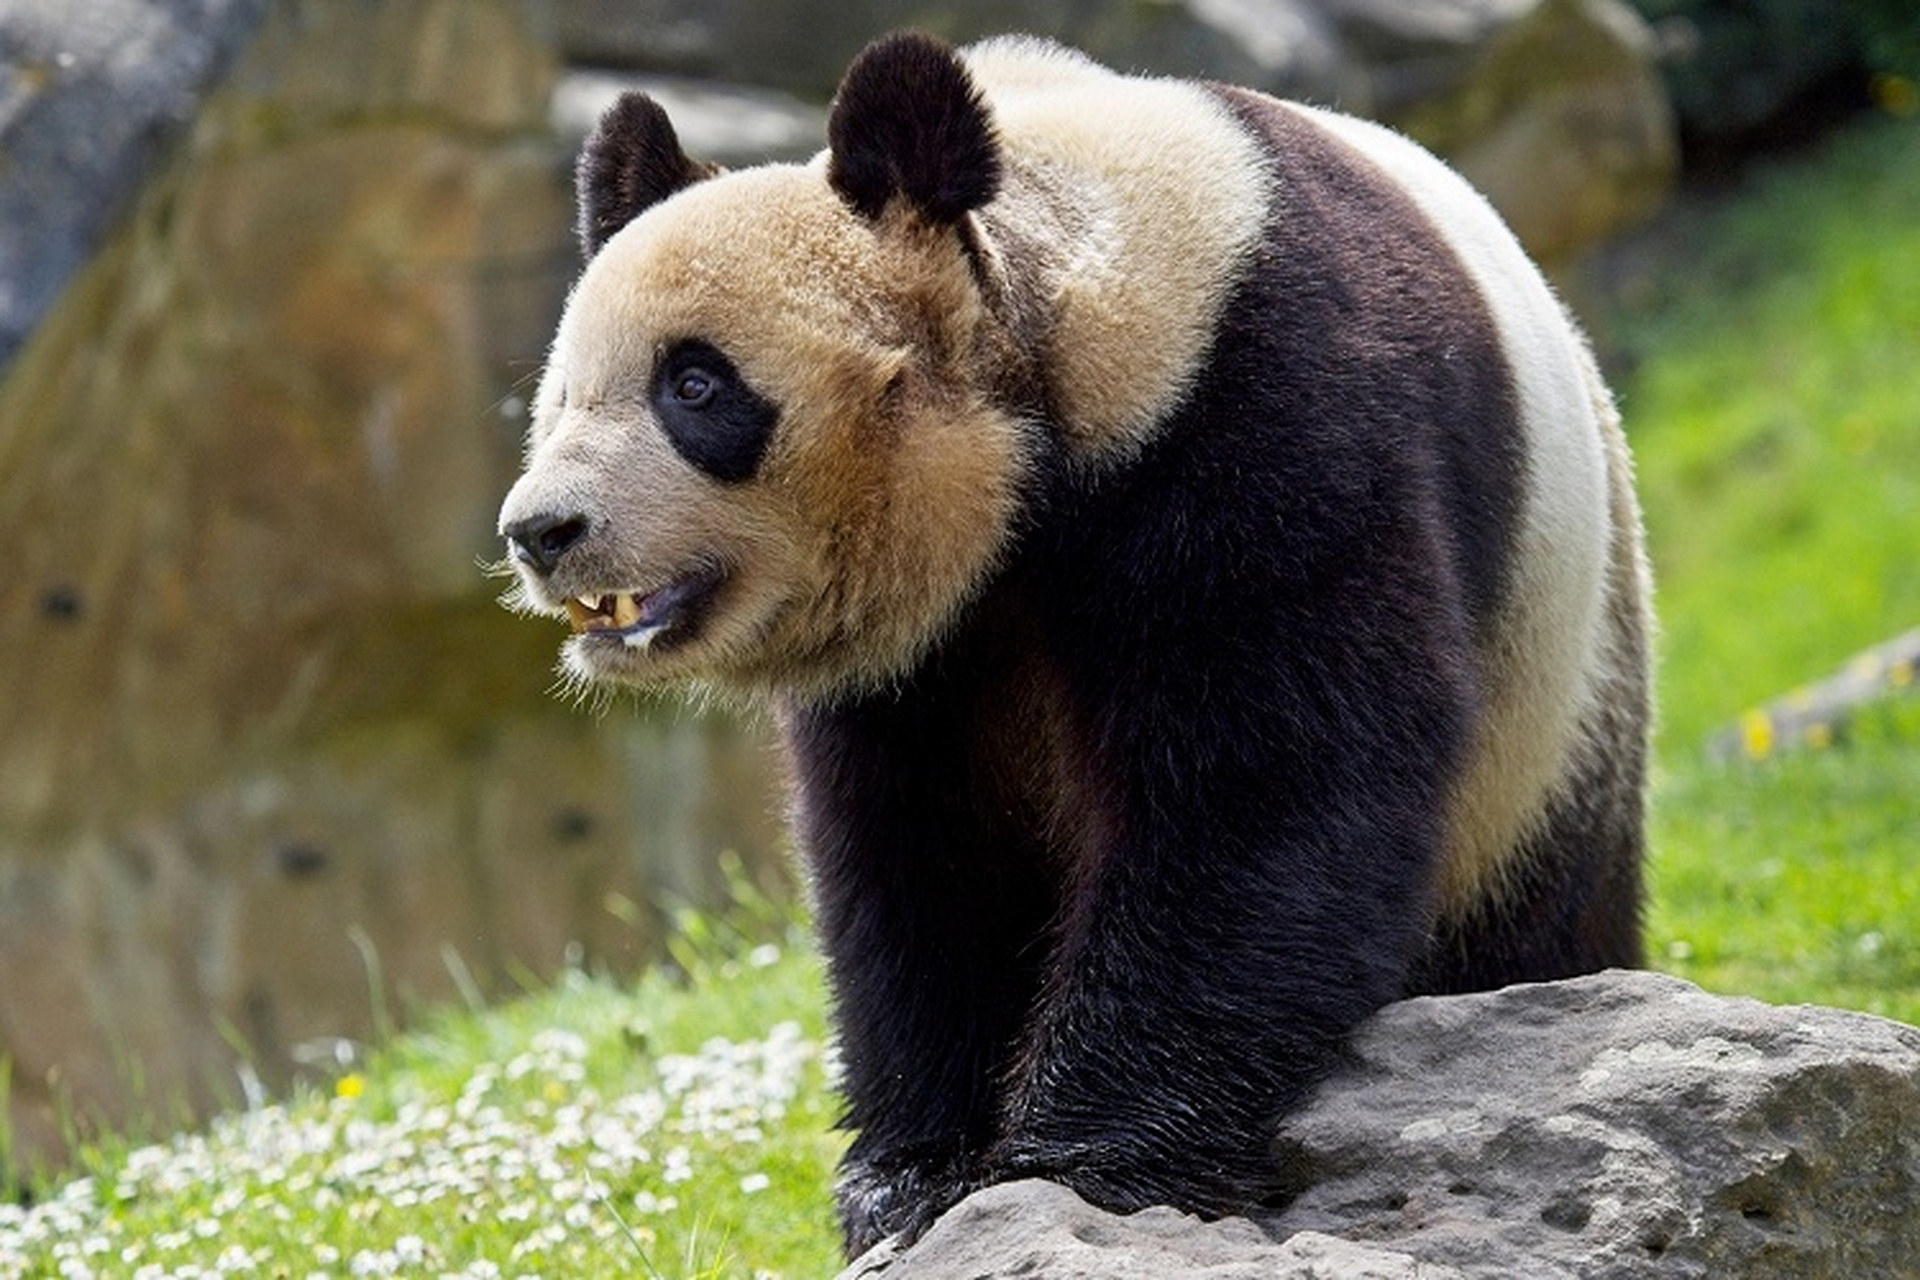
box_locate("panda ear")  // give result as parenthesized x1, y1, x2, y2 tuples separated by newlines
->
(827, 32, 1001, 225)
(575, 92, 721, 258)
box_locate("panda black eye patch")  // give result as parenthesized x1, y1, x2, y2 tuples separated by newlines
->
(652, 339, 778, 483)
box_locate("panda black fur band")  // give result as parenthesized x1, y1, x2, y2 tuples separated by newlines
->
(499, 31, 1652, 1258)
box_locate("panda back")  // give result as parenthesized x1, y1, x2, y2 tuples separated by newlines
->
(968, 46, 1632, 916)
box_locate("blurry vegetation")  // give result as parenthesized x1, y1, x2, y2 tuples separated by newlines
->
(1604, 113, 1920, 744)
(1597, 109, 1920, 1022)
(1627, 0, 1920, 153)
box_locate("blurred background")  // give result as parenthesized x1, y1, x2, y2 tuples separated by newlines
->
(0, 0, 1914, 1181)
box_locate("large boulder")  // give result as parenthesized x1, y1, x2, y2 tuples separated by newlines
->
(847, 971, 1920, 1277)
(551, 69, 825, 168)
(0, 0, 270, 370)
(552, 0, 1676, 263)
(846, 1181, 1459, 1278)
(0, 0, 781, 1177)
(1368, 0, 1677, 263)
(553, 0, 1362, 109)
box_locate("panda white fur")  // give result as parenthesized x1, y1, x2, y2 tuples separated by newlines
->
(498, 32, 1652, 1256)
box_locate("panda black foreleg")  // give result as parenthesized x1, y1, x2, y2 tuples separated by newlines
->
(983, 807, 1440, 1217)
(978, 585, 1471, 1219)
(783, 691, 1059, 1257)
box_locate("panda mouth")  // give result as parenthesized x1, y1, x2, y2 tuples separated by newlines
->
(565, 567, 724, 650)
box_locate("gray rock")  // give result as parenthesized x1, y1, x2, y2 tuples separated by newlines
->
(0, 0, 270, 369)
(843, 1180, 1463, 1279)
(553, 69, 825, 167)
(552, 0, 1353, 106)
(847, 971, 1920, 1278)
(1385, 0, 1676, 264)
(0, 0, 787, 1181)
(550, 0, 1673, 263)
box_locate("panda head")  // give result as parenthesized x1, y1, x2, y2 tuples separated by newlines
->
(498, 33, 1036, 701)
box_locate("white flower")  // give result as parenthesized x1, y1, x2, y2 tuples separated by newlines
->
(662, 1146, 693, 1184)
(630, 1190, 679, 1216)
(531, 1029, 588, 1063)
(214, 1244, 256, 1271)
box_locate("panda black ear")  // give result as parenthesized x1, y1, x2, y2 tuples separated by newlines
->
(575, 92, 721, 258)
(827, 32, 1001, 225)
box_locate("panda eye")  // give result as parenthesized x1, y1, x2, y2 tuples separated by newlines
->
(652, 338, 777, 484)
(671, 369, 716, 408)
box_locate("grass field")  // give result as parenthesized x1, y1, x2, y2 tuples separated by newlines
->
(1606, 112, 1920, 1023)
(5, 108, 1918, 1278)
(3, 887, 849, 1276)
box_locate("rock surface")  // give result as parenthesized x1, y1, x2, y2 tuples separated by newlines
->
(552, 0, 1676, 263)
(551, 68, 825, 166)
(846, 971, 1920, 1278)
(1377, 0, 1677, 264)
(846, 1181, 1457, 1279)
(0, 0, 782, 1176)
(0, 0, 270, 369)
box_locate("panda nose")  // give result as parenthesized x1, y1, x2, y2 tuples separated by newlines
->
(503, 511, 590, 577)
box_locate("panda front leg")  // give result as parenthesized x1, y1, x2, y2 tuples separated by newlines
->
(782, 694, 1058, 1257)
(983, 658, 1463, 1218)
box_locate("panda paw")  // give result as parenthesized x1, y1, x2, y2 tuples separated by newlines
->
(836, 1150, 976, 1259)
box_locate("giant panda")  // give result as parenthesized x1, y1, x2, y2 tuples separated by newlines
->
(497, 31, 1652, 1257)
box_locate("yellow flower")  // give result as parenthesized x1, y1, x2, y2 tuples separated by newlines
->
(336, 1073, 367, 1100)
(1871, 73, 1917, 118)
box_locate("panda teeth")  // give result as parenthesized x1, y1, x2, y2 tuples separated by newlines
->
(565, 592, 643, 633)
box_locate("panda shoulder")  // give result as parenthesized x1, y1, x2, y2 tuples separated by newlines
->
(959, 35, 1114, 96)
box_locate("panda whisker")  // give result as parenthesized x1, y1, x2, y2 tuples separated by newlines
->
(476, 554, 519, 582)
(493, 576, 550, 620)
(548, 662, 619, 719)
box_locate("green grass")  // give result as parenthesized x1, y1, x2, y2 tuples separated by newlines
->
(1609, 111, 1920, 1022)
(1649, 699, 1920, 1022)
(6, 104, 1919, 1280)
(1, 889, 848, 1277)
(1608, 114, 1920, 744)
